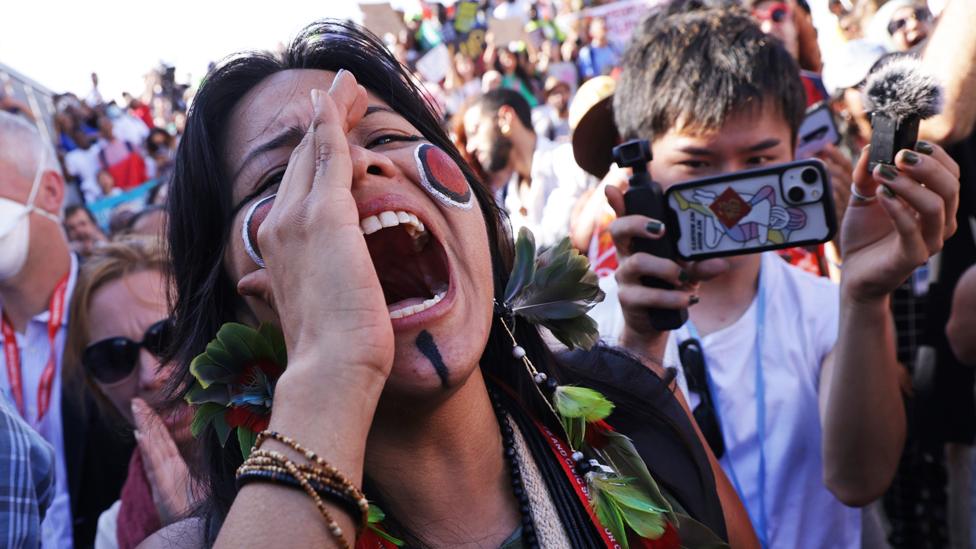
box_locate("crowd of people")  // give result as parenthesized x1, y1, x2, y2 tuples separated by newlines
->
(0, 0, 974, 547)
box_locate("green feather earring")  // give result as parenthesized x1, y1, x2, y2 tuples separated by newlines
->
(498, 228, 694, 548)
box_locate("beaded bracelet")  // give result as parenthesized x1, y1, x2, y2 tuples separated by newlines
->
(256, 431, 368, 516)
(275, 452, 351, 548)
(236, 467, 364, 522)
(246, 448, 368, 522)
(232, 430, 370, 548)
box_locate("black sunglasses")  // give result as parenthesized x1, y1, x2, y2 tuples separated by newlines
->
(678, 338, 726, 459)
(888, 7, 930, 35)
(82, 319, 173, 384)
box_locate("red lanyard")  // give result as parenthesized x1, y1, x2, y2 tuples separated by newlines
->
(536, 422, 621, 548)
(0, 273, 69, 423)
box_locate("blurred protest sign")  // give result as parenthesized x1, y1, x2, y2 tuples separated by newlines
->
(557, 0, 664, 51)
(451, 1, 487, 58)
(453, 0, 480, 35)
(360, 2, 406, 38)
(415, 44, 452, 83)
(547, 62, 579, 95)
(89, 179, 161, 230)
(488, 17, 529, 47)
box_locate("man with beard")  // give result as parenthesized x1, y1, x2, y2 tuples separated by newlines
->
(463, 88, 588, 245)
(532, 77, 572, 142)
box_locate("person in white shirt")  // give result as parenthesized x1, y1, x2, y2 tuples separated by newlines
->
(63, 130, 104, 204)
(0, 111, 75, 548)
(462, 88, 591, 246)
(492, 0, 531, 23)
(591, 8, 961, 548)
(85, 72, 103, 108)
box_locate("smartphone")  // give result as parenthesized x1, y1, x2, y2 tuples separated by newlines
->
(795, 102, 841, 159)
(665, 159, 837, 261)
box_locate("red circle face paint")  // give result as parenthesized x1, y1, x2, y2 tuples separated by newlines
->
(242, 194, 275, 267)
(414, 143, 473, 209)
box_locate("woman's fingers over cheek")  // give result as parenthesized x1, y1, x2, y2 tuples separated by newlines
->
(130, 397, 155, 431)
(915, 141, 961, 179)
(271, 119, 317, 210)
(348, 85, 369, 130)
(326, 70, 367, 133)
(237, 270, 276, 312)
(131, 399, 179, 461)
(306, 88, 356, 197)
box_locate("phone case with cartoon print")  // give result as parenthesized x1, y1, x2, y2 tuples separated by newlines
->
(664, 159, 837, 261)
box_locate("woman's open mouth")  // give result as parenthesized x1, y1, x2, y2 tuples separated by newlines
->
(361, 210, 451, 320)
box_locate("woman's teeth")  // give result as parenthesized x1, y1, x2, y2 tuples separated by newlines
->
(360, 210, 429, 251)
(388, 288, 447, 319)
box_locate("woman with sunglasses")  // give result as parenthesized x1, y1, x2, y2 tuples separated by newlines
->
(869, 0, 933, 52)
(65, 236, 196, 548)
(141, 20, 761, 549)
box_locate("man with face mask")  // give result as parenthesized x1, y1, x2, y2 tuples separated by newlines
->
(0, 111, 75, 549)
(0, 111, 132, 548)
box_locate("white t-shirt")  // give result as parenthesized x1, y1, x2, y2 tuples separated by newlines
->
(593, 253, 860, 548)
(492, 0, 531, 22)
(94, 500, 121, 549)
(112, 114, 150, 147)
(502, 139, 595, 247)
(65, 145, 103, 204)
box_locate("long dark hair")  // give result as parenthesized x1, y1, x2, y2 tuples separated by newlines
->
(166, 19, 717, 544)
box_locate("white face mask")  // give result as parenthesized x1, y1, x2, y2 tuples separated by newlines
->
(0, 149, 61, 281)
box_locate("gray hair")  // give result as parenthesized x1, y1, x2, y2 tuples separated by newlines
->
(0, 111, 61, 182)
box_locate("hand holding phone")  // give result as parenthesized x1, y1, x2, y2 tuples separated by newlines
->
(796, 102, 841, 159)
(665, 159, 837, 261)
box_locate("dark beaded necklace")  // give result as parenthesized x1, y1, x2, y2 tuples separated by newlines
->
(488, 387, 541, 549)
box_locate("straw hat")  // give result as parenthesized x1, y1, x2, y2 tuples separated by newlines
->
(569, 76, 618, 178)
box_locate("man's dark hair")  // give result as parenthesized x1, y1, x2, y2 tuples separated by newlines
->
(614, 7, 806, 144)
(474, 88, 534, 131)
(64, 204, 97, 224)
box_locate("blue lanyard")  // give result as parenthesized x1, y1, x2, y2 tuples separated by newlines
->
(685, 267, 768, 548)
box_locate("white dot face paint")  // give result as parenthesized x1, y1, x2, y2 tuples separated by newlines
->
(414, 143, 473, 209)
(242, 194, 275, 268)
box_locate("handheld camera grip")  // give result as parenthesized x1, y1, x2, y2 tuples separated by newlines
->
(614, 140, 688, 331)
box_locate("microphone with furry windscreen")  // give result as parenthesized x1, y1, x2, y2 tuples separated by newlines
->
(864, 57, 943, 172)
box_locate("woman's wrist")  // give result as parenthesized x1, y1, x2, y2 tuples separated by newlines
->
(269, 359, 385, 481)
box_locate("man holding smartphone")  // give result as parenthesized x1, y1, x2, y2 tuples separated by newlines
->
(591, 7, 961, 548)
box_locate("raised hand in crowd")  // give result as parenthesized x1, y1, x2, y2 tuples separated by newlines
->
(131, 398, 193, 526)
(840, 142, 958, 303)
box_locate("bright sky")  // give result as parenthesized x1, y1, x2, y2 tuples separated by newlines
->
(0, 0, 378, 101)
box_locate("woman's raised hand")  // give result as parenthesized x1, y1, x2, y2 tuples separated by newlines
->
(132, 398, 193, 526)
(247, 70, 395, 384)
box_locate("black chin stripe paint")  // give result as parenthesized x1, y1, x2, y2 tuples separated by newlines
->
(416, 330, 449, 387)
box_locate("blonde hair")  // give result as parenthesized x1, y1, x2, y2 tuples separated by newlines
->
(64, 236, 171, 400)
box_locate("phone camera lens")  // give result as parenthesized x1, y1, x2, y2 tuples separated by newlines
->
(801, 168, 818, 184)
(788, 187, 806, 202)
